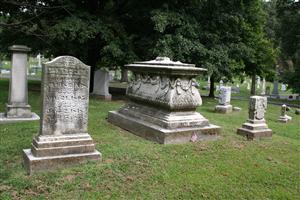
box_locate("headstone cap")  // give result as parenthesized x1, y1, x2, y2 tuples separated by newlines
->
(8, 45, 31, 52)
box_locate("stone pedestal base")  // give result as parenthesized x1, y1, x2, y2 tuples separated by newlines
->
(23, 134, 101, 174)
(108, 103, 220, 144)
(215, 105, 233, 114)
(93, 93, 112, 100)
(237, 120, 272, 140)
(5, 104, 32, 118)
(0, 112, 39, 124)
(278, 115, 292, 123)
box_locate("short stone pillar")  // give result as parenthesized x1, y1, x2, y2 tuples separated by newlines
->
(93, 69, 112, 100)
(23, 56, 101, 174)
(278, 104, 292, 123)
(108, 57, 220, 144)
(237, 96, 272, 139)
(215, 86, 232, 113)
(0, 45, 39, 124)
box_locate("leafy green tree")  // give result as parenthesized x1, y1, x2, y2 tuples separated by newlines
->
(0, 0, 135, 92)
(276, 0, 300, 93)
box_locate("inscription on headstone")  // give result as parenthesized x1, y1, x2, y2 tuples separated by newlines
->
(215, 86, 232, 113)
(41, 57, 89, 135)
(23, 56, 101, 174)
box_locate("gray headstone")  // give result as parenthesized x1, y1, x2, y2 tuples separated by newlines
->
(272, 80, 279, 96)
(215, 86, 232, 113)
(93, 69, 112, 100)
(218, 86, 231, 105)
(23, 56, 101, 174)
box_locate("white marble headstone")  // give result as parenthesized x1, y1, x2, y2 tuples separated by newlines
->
(219, 86, 231, 105)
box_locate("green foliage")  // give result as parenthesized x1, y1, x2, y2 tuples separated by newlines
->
(276, 0, 300, 93)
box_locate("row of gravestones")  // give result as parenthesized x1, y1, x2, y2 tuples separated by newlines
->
(214, 86, 294, 122)
(0, 46, 286, 175)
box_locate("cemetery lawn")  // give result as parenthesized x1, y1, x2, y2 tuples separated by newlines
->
(0, 79, 300, 200)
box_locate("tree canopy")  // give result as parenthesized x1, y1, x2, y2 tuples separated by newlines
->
(0, 0, 283, 94)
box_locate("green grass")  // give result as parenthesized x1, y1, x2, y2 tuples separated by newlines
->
(0, 79, 300, 199)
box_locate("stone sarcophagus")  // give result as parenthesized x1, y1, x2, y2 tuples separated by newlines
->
(108, 57, 220, 144)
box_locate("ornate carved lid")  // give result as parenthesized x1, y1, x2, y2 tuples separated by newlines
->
(125, 57, 206, 76)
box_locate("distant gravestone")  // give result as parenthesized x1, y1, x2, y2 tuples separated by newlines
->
(215, 86, 232, 114)
(281, 84, 287, 91)
(256, 76, 261, 89)
(247, 82, 250, 90)
(261, 78, 266, 95)
(93, 69, 112, 100)
(278, 104, 292, 123)
(266, 86, 271, 95)
(0, 45, 39, 124)
(23, 56, 101, 174)
(272, 80, 279, 96)
(237, 96, 272, 139)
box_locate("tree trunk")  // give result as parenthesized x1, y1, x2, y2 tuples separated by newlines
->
(208, 74, 215, 98)
(87, 46, 98, 93)
(121, 69, 128, 82)
(251, 74, 256, 95)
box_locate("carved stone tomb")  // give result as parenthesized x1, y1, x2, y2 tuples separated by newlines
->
(215, 86, 233, 114)
(237, 96, 272, 139)
(108, 57, 220, 144)
(23, 56, 101, 174)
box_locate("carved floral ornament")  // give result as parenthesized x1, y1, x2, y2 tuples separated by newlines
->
(249, 97, 267, 120)
(129, 73, 199, 96)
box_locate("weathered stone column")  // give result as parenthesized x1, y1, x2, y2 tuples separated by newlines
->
(6, 45, 31, 118)
(0, 45, 39, 123)
(215, 86, 233, 114)
(237, 96, 272, 139)
(108, 57, 220, 144)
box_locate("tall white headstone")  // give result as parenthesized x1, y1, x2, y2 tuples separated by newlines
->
(215, 86, 232, 113)
(23, 56, 101, 174)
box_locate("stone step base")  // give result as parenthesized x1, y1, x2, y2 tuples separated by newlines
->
(23, 149, 101, 175)
(0, 112, 40, 124)
(31, 144, 96, 157)
(237, 127, 272, 140)
(108, 111, 220, 144)
(215, 105, 233, 114)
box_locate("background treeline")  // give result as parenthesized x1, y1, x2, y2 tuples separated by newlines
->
(0, 0, 299, 94)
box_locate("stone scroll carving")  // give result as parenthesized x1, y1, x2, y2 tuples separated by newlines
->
(127, 74, 201, 110)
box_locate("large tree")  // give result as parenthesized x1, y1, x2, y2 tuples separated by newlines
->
(0, 0, 135, 92)
(276, 0, 300, 93)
